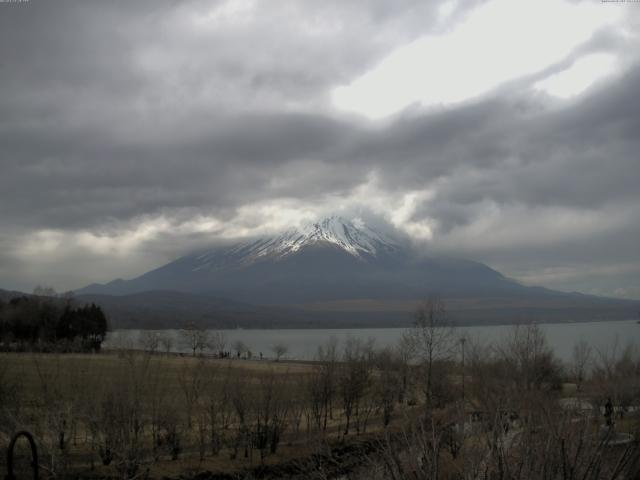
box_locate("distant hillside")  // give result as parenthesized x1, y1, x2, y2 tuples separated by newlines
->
(76, 290, 291, 329)
(2, 287, 638, 329)
(77, 290, 640, 329)
(0, 288, 29, 302)
(71, 215, 640, 328)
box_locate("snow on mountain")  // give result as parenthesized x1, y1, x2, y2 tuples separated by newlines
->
(77, 214, 634, 316)
(192, 215, 400, 271)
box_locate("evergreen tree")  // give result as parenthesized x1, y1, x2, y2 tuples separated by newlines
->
(0, 296, 108, 351)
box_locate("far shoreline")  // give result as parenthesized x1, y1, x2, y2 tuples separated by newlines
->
(108, 317, 640, 330)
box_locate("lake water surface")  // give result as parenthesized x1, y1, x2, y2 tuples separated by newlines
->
(105, 320, 640, 363)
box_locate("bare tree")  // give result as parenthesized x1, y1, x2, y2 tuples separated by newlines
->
(158, 332, 174, 355)
(271, 342, 289, 361)
(287, 382, 306, 439)
(372, 332, 640, 480)
(593, 340, 640, 421)
(252, 369, 291, 462)
(229, 370, 251, 460)
(482, 396, 640, 480)
(395, 333, 415, 404)
(500, 323, 561, 392)
(209, 331, 227, 355)
(570, 339, 592, 392)
(94, 352, 153, 478)
(374, 348, 402, 427)
(145, 357, 171, 461)
(306, 365, 327, 432)
(30, 354, 75, 477)
(317, 336, 339, 428)
(376, 412, 452, 480)
(409, 297, 456, 408)
(139, 331, 160, 354)
(203, 363, 233, 456)
(178, 358, 208, 429)
(181, 321, 210, 357)
(339, 337, 374, 435)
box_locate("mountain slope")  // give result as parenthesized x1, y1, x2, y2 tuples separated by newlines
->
(73, 215, 640, 327)
(77, 216, 526, 303)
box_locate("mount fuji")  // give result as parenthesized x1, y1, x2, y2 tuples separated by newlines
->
(78, 216, 521, 302)
(76, 216, 639, 327)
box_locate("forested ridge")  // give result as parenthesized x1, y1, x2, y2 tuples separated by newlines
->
(0, 291, 108, 352)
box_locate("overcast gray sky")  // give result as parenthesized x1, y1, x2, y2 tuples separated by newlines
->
(1, 0, 639, 299)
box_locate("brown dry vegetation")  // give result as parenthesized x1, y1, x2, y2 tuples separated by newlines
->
(0, 353, 314, 476)
(0, 344, 423, 479)
(1, 304, 639, 480)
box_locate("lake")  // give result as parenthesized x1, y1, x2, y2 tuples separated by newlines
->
(104, 320, 640, 363)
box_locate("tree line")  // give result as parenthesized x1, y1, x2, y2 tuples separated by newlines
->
(0, 290, 108, 352)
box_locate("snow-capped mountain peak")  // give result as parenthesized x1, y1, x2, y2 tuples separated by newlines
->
(272, 215, 398, 258)
(192, 215, 400, 271)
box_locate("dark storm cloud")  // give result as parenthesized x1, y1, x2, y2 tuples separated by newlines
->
(342, 64, 640, 229)
(0, 0, 451, 230)
(0, 0, 638, 297)
(0, 110, 359, 229)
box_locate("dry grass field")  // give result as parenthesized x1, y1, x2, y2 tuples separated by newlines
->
(0, 350, 404, 478)
(1, 322, 639, 479)
(0, 351, 314, 391)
